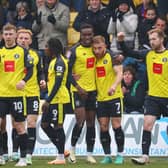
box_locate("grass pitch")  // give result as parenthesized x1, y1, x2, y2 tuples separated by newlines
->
(3, 156, 168, 168)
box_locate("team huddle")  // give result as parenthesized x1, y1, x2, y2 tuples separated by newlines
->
(0, 21, 168, 167)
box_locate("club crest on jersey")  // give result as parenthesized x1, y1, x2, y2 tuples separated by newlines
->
(103, 59, 108, 64)
(56, 66, 63, 73)
(27, 54, 34, 64)
(162, 57, 168, 62)
(14, 54, 20, 59)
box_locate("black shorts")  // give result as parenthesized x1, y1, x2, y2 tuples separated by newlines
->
(97, 98, 123, 118)
(41, 103, 67, 126)
(0, 97, 26, 122)
(26, 96, 39, 115)
(72, 91, 97, 111)
(144, 96, 168, 119)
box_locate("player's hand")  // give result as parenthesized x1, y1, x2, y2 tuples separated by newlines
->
(16, 80, 26, 90)
(72, 73, 81, 81)
(108, 86, 116, 96)
(40, 80, 46, 89)
(117, 32, 125, 42)
(42, 101, 49, 113)
(76, 85, 88, 100)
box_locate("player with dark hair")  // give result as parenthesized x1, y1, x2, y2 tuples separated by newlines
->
(41, 37, 70, 165)
(68, 23, 97, 164)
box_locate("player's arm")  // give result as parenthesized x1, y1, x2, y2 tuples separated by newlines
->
(46, 58, 65, 103)
(36, 53, 46, 89)
(117, 32, 148, 60)
(68, 47, 88, 99)
(108, 57, 123, 96)
(23, 49, 34, 82)
(68, 47, 78, 87)
(16, 49, 34, 90)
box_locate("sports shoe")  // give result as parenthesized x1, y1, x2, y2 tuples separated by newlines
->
(86, 155, 96, 164)
(114, 155, 124, 164)
(68, 150, 76, 163)
(48, 159, 66, 165)
(15, 158, 27, 167)
(131, 155, 149, 165)
(64, 150, 70, 158)
(11, 152, 20, 162)
(26, 154, 32, 165)
(100, 156, 112, 164)
(0, 156, 6, 165)
(3, 154, 9, 162)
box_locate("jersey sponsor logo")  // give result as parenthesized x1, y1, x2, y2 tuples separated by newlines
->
(4, 60, 15, 72)
(153, 63, 162, 74)
(86, 57, 95, 68)
(96, 66, 106, 77)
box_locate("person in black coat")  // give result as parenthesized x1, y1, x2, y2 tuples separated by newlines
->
(122, 65, 146, 114)
(73, 0, 112, 48)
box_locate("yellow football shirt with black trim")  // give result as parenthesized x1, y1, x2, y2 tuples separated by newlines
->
(146, 50, 168, 97)
(95, 51, 123, 101)
(70, 44, 96, 92)
(48, 55, 70, 104)
(25, 49, 40, 97)
(0, 45, 33, 97)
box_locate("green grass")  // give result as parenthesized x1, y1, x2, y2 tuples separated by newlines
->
(3, 156, 168, 168)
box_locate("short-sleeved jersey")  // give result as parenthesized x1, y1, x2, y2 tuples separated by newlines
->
(0, 45, 33, 97)
(25, 49, 40, 97)
(48, 55, 70, 104)
(70, 44, 96, 92)
(147, 50, 168, 97)
(95, 51, 123, 101)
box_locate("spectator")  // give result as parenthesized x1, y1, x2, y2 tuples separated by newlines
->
(157, 0, 168, 16)
(32, 0, 70, 49)
(108, 0, 135, 13)
(73, 0, 111, 48)
(107, 0, 138, 53)
(14, 1, 33, 30)
(122, 65, 146, 114)
(36, 0, 45, 8)
(7, 0, 35, 24)
(0, 3, 6, 31)
(32, 0, 70, 99)
(138, 6, 157, 49)
(135, 0, 156, 25)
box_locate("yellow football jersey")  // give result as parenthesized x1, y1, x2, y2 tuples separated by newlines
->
(95, 51, 123, 101)
(25, 49, 40, 97)
(146, 50, 168, 97)
(48, 55, 70, 104)
(0, 45, 33, 97)
(70, 44, 96, 92)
